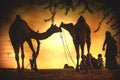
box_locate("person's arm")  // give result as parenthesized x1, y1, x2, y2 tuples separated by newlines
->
(102, 36, 107, 51)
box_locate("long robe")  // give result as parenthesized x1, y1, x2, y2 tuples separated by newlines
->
(103, 35, 118, 70)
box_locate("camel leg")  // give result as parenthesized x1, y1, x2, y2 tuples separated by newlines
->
(15, 54, 21, 72)
(21, 44, 25, 71)
(86, 37, 91, 54)
(14, 45, 21, 72)
(32, 53, 38, 71)
(34, 58, 37, 70)
(27, 40, 36, 70)
(74, 43, 80, 71)
(80, 43, 85, 59)
(29, 59, 33, 69)
(31, 41, 40, 71)
(34, 40, 40, 70)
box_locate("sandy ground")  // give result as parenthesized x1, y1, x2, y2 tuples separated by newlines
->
(0, 68, 120, 80)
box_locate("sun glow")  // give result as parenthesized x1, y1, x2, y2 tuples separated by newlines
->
(0, 5, 118, 69)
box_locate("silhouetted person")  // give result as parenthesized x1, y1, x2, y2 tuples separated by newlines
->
(102, 31, 118, 70)
(86, 53, 93, 70)
(91, 57, 98, 69)
(64, 64, 74, 69)
(97, 53, 103, 70)
(80, 55, 88, 71)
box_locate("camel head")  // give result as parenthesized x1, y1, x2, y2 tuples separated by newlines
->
(47, 24, 62, 33)
(60, 22, 64, 28)
(59, 22, 73, 31)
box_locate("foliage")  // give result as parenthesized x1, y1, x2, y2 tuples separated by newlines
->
(40, 0, 120, 36)
(1, 0, 120, 36)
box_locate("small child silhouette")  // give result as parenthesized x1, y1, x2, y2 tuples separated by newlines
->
(97, 53, 103, 70)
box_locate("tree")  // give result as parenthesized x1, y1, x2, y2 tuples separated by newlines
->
(1, 0, 120, 36)
(38, 0, 120, 36)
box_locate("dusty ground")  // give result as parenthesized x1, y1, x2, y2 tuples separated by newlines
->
(0, 68, 120, 80)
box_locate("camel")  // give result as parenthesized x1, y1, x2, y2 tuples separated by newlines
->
(9, 15, 61, 72)
(60, 16, 91, 71)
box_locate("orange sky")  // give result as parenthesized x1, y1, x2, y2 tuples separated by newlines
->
(0, 5, 119, 69)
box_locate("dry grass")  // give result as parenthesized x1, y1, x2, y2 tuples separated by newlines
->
(0, 68, 120, 80)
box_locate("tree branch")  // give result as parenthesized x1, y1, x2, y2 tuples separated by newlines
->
(44, 7, 57, 24)
(94, 16, 106, 32)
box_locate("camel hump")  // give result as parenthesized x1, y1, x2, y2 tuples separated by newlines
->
(20, 20, 31, 34)
(12, 15, 31, 34)
(11, 18, 31, 34)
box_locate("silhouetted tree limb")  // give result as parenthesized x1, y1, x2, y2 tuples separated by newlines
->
(82, 0, 93, 13)
(111, 21, 118, 28)
(94, 16, 106, 32)
(44, 0, 58, 24)
(44, 0, 56, 10)
(64, 0, 75, 15)
(94, 0, 120, 36)
(106, 14, 116, 24)
(113, 28, 120, 37)
(44, 7, 57, 24)
(42, 0, 120, 36)
(94, 4, 114, 32)
(76, 0, 93, 14)
(1, 0, 120, 36)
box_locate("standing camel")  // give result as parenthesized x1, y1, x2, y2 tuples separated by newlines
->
(60, 16, 91, 71)
(9, 15, 61, 72)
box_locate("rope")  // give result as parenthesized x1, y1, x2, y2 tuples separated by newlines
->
(59, 31, 76, 66)
(59, 33, 70, 65)
(62, 32, 76, 66)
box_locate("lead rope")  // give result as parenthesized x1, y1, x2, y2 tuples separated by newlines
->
(59, 31, 76, 66)
(63, 32, 76, 66)
(59, 33, 71, 65)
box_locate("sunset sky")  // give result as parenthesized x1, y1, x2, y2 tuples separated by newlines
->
(0, 1, 120, 69)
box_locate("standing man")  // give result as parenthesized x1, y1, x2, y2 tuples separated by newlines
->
(102, 31, 118, 70)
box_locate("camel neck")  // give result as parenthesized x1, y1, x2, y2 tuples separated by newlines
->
(31, 30, 56, 40)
